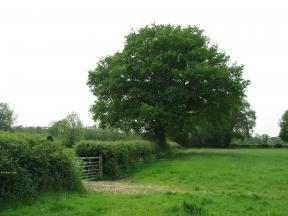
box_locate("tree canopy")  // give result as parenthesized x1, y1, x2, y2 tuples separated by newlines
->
(232, 100, 256, 139)
(49, 112, 83, 147)
(88, 24, 250, 149)
(170, 99, 256, 147)
(0, 102, 16, 131)
(279, 110, 288, 142)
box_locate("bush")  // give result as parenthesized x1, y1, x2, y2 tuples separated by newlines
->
(0, 131, 83, 201)
(260, 144, 270, 148)
(274, 143, 283, 148)
(0, 146, 35, 200)
(75, 140, 160, 177)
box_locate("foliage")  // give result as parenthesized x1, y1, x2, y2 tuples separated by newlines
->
(274, 143, 283, 148)
(231, 100, 256, 139)
(49, 112, 84, 147)
(0, 131, 83, 201)
(83, 126, 140, 141)
(0, 102, 16, 131)
(204, 100, 256, 147)
(269, 136, 284, 145)
(231, 135, 286, 148)
(88, 24, 249, 150)
(279, 110, 288, 142)
(254, 133, 270, 147)
(171, 99, 256, 147)
(49, 119, 68, 137)
(75, 140, 160, 177)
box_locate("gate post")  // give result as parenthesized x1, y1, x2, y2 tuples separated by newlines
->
(99, 153, 103, 177)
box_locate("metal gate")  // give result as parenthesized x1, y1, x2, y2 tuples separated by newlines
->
(76, 156, 103, 180)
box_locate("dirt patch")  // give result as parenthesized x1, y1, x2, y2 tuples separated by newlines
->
(83, 180, 176, 194)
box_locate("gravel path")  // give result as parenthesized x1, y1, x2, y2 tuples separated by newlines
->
(83, 180, 176, 194)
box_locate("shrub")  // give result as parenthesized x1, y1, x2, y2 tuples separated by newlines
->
(274, 143, 283, 148)
(0, 131, 83, 201)
(0, 146, 35, 200)
(167, 140, 181, 150)
(75, 140, 160, 177)
(260, 144, 270, 148)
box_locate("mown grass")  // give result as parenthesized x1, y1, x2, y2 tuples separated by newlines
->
(130, 149, 288, 194)
(1, 148, 288, 215)
(0, 192, 212, 216)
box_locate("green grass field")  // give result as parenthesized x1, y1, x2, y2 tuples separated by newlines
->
(1, 148, 288, 215)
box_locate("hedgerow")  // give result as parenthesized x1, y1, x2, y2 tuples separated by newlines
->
(75, 140, 160, 177)
(0, 131, 83, 201)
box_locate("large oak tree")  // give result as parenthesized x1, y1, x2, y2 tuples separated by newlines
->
(88, 24, 249, 150)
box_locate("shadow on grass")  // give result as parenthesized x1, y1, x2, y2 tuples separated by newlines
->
(166, 149, 255, 161)
(0, 191, 87, 211)
(168, 200, 206, 216)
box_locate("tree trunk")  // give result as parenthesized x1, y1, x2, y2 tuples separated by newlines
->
(157, 130, 169, 151)
(222, 133, 232, 147)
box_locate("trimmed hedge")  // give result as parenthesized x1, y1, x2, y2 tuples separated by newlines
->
(75, 140, 160, 177)
(0, 131, 83, 201)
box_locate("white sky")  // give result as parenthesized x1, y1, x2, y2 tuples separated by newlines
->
(0, 0, 287, 136)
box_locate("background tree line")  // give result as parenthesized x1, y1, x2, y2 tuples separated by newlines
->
(2, 25, 288, 149)
(1, 101, 287, 148)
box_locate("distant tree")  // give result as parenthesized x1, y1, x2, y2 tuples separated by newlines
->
(203, 99, 256, 147)
(64, 112, 84, 147)
(231, 100, 256, 139)
(172, 99, 256, 147)
(49, 119, 68, 137)
(49, 112, 83, 147)
(279, 110, 288, 142)
(261, 134, 270, 145)
(254, 133, 270, 146)
(269, 136, 284, 145)
(88, 24, 249, 150)
(0, 102, 16, 131)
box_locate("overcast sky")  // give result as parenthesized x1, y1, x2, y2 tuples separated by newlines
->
(0, 0, 287, 136)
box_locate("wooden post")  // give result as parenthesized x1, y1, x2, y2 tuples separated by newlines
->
(99, 153, 103, 177)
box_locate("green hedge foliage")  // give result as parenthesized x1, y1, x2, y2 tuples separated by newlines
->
(0, 131, 83, 201)
(75, 140, 160, 177)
